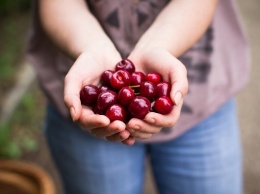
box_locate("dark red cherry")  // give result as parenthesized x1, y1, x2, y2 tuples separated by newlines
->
(156, 81, 171, 97)
(101, 70, 114, 86)
(131, 71, 145, 85)
(80, 84, 99, 106)
(145, 72, 162, 85)
(153, 96, 173, 115)
(115, 59, 135, 73)
(128, 96, 151, 119)
(97, 90, 118, 111)
(118, 86, 135, 106)
(92, 104, 104, 115)
(105, 104, 127, 122)
(139, 81, 157, 100)
(99, 85, 110, 93)
(110, 70, 132, 90)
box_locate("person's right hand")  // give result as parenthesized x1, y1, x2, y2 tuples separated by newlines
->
(63, 50, 135, 145)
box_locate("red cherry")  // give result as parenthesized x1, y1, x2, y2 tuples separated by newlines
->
(80, 84, 99, 106)
(156, 82, 171, 97)
(139, 81, 157, 100)
(92, 104, 104, 115)
(145, 72, 162, 85)
(97, 90, 118, 111)
(153, 96, 173, 115)
(115, 59, 135, 73)
(118, 86, 135, 106)
(105, 104, 127, 122)
(110, 70, 132, 90)
(131, 71, 145, 85)
(99, 85, 110, 93)
(128, 96, 151, 119)
(101, 70, 114, 86)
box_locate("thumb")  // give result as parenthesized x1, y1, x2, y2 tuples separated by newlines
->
(64, 75, 82, 121)
(169, 58, 189, 106)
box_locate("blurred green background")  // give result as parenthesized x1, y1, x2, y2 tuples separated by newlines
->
(0, 0, 44, 159)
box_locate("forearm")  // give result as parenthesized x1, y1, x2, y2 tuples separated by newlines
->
(134, 0, 218, 57)
(39, 0, 118, 61)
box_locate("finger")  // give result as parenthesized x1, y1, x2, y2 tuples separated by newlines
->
(127, 118, 162, 134)
(106, 130, 131, 142)
(122, 136, 135, 146)
(129, 131, 153, 139)
(64, 54, 101, 121)
(168, 58, 188, 106)
(64, 75, 82, 121)
(91, 120, 125, 137)
(144, 99, 183, 128)
(79, 106, 110, 130)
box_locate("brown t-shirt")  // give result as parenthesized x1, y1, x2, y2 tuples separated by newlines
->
(27, 0, 250, 142)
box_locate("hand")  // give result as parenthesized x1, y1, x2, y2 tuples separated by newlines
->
(64, 51, 135, 145)
(126, 48, 188, 139)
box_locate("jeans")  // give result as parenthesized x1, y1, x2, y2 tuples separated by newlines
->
(44, 99, 242, 194)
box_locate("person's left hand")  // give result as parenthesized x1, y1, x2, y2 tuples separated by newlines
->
(123, 48, 188, 140)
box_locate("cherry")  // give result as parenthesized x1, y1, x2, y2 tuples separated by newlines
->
(128, 96, 151, 119)
(116, 59, 135, 73)
(99, 85, 110, 93)
(101, 70, 114, 86)
(153, 96, 173, 115)
(139, 81, 157, 100)
(93, 104, 104, 115)
(131, 71, 145, 85)
(118, 86, 135, 106)
(110, 70, 132, 90)
(80, 84, 99, 106)
(145, 72, 162, 85)
(105, 104, 127, 122)
(156, 81, 171, 97)
(97, 90, 118, 111)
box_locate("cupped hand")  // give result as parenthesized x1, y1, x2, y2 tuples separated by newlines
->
(64, 51, 135, 145)
(126, 48, 188, 139)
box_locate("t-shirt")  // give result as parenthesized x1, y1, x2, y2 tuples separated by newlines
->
(27, 0, 250, 142)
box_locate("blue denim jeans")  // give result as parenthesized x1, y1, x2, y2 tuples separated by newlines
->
(44, 99, 242, 194)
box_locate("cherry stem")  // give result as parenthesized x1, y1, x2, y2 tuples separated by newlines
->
(134, 92, 140, 95)
(130, 85, 140, 88)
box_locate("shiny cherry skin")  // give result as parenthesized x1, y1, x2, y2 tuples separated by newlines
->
(153, 96, 173, 115)
(97, 90, 118, 111)
(145, 72, 162, 85)
(156, 81, 171, 97)
(80, 84, 99, 106)
(110, 70, 132, 90)
(99, 85, 110, 93)
(128, 96, 151, 119)
(139, 81, 157, 100)
(118, 86, 135, 106)
(115, 59, 135, 74)
(105, 104, 127, 122)
(101, 70, 114, 86)
(131, 71, 146, 85)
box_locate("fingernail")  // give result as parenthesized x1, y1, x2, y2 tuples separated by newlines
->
(70, 107, 76, 121)
(134, 125, 140, 130)
(174, 91, 182, 106)
(129, 129, 135, 134)
(147, 118, 155, 124)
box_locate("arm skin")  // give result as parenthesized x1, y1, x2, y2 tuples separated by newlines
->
(39, 0, 218, 144)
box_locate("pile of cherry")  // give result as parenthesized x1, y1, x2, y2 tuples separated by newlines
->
(80, 59, 174, 122)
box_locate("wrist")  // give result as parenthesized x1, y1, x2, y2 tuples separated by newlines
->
(78, 39, 121, 69)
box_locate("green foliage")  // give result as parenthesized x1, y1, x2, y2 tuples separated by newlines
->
(0, 91, 40, 159)
(0, 0, 31, 15)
